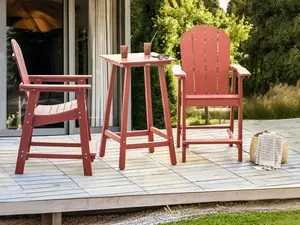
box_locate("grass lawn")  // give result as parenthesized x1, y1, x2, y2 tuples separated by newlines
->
(161, 211, 300, 225)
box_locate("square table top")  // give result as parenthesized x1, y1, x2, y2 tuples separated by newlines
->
(100, 52, 176, 67)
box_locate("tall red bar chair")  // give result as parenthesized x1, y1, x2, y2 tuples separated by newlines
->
(11, 39, 95, 176)
(173, 25, 251, 162)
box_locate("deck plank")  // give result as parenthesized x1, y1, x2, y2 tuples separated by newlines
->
(1, 120, 300, 215)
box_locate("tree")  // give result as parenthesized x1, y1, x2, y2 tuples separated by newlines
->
(131, 0, 252, 129)
(227, 0, 250, 19)
(235, 0, 300, 94)
(155, 0, 252, 63)
(131, 0, 176, 130)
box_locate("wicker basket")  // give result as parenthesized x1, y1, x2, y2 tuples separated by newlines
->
(250, 132, 288, 164)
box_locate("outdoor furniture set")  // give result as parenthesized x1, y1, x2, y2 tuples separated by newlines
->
(12, 25, 251, 176)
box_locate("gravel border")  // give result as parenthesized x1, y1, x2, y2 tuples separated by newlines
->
(2, 199, 300, 225)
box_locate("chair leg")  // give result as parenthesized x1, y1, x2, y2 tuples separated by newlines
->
(15, 122, 32, 174)
(26, 126, 34, 160)
(229, 106, 234, 147)
(176, 79, 181, 148)
(15, 93, 37, 174)
(181, 79, 187, 163)
(78, 93, 92, 176)
(119, 67, 131, 170)
(238, 103, 243, 162)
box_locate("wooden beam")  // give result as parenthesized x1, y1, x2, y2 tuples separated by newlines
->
(42, 213, 62, 225)
(2, 187, 300, 216)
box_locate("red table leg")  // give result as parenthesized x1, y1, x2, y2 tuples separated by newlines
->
(119, 67, 131, 170)
(144, 66, 154, 153)
(158, 66, 177, 165)
(99, 65, 117, 157)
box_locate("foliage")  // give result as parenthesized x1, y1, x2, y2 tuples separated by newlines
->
(131, 0, 252, 129)
(203, 0, 220, 14)
(228, 0, 300, 95)
(161, 210, 300, 225)
(131, 0, 171, 129)
(155, 0, 252, 64)
(243, 82, 300, 119)
(227, 0, 250, 20)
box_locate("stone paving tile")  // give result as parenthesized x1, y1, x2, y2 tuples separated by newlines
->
(0, 119, 300, 202)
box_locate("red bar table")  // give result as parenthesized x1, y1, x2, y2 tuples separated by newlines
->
(99, 53, 177, 170)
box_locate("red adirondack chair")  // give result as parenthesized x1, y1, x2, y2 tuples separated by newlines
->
(173, 25, 251, 162)
(11, 39, 95, 176)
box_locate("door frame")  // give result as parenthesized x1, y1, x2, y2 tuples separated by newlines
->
(0, 0, 70, 136)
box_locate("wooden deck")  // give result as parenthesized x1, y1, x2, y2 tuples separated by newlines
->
(1, 119, 300, 216)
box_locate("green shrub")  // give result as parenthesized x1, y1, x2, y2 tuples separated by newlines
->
(244, 83, 300, 119)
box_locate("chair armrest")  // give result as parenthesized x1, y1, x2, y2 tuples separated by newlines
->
(20, 83, 91, 92)
(230, 64, 251, 77)
(172, 65, 186, 78)
(29, 75, 92, 82)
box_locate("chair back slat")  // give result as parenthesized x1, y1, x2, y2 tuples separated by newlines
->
(11, 39, 30, 98)
(180, 25, 231, 95)
(218, 29, 231, 93)
(180, 29, 196, 93)
(192, 26, 206, 94)
(205, 26, 218, 93)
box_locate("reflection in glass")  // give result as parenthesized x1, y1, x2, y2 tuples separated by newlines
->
(6, 0, 64, 129)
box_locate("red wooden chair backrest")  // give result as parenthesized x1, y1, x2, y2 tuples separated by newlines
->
(180, 25, 231, 95)
(11, 39, 30, 98)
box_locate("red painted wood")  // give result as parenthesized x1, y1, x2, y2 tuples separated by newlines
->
(77, 91, 93, 176)
(105, 130, 121, 143)
(176, 25, 250, 162)
(33, 108, 78, 127)
(126, 141, 169, 150)
(217, 29, 230, 94)
(100, 53, 178, 169)
(11, 39, 30, 98)
(150, 127, 167, 139)
(29, 75, 92, 83)
(15, 92, 37, 174)
(30, 142, 81, 147)
(186, 98, 239, 107)
(119, 67, 131, 170)
(238, 76, 244, 162)
(185, 125, 231, 129)
(180, 29, 195, 94)
(176, 79, 181, 148)
(205, 26, 218, 94)
(227, 129, 234, 139)
(20, 84, 91, 92)
(27, 153, 96, 159)
(12, 39, 94, 176)
(158, 66, 177, 165)
(100, 53, 175, 68)
(192, 26, 206, 94)
(115, 130, 149, 137)
(181, 78, 187, 163)
(144, 66, 154, 153)
(99, 65, 117, 157)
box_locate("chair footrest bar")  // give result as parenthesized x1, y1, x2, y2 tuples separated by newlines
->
(115, 130, 149, 137)
(150, 126, 167, 139)
(181, 125, 231, 129)
(27, 153, 96, 159)
(126, 141, 169, 149)
(183, 139, 242, 145)
(30, 142, 81, 147)
(105, 130, 121, 142)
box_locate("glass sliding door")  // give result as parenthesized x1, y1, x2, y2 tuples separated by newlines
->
(4, 0, 67, 135)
